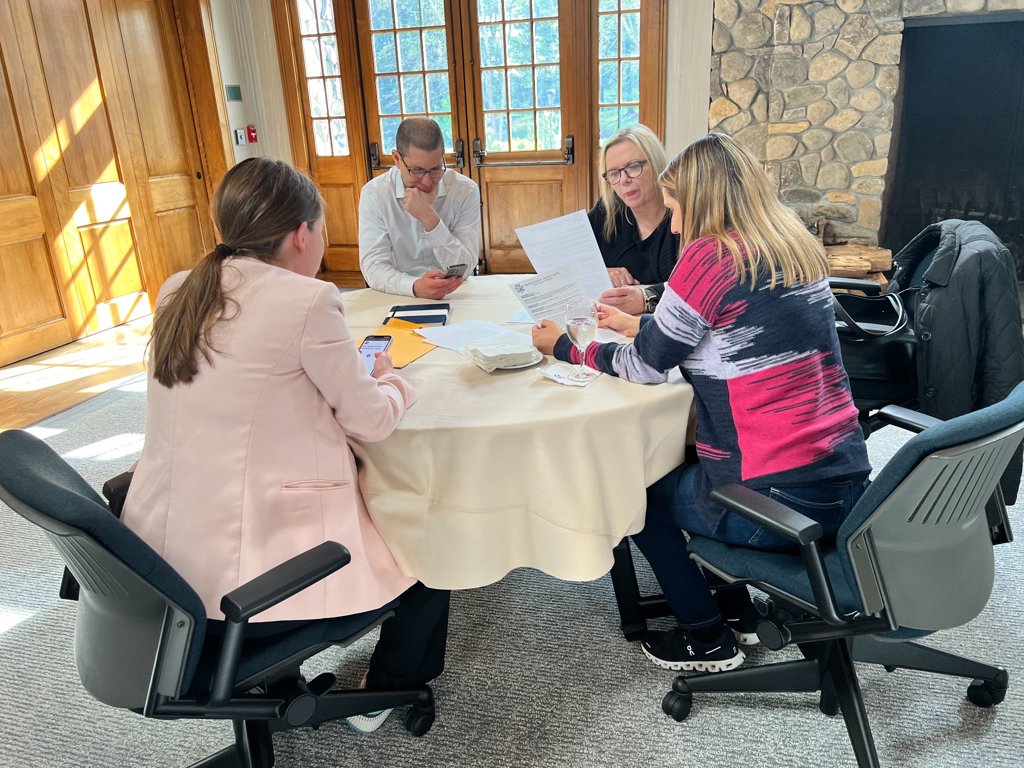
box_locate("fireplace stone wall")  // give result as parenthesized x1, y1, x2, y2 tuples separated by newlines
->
(710, 0, 1024, 244)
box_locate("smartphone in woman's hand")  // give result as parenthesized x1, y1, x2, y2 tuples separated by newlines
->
(358, 335, 393, 373)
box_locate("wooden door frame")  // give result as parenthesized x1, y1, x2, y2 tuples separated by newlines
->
(171, 0, 235, 196)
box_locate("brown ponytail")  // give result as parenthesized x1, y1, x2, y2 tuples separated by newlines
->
(150, 158, 323, 387)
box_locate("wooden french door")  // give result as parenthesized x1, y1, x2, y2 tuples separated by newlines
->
(277, 0, 665, 282)
(0, 0, 211, 366)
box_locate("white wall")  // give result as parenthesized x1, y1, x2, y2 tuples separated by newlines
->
(664, 0, 713, 155)
(209, 0, 292, 165)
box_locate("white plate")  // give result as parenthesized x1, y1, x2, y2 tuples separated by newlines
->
(494, 349, 543, 369)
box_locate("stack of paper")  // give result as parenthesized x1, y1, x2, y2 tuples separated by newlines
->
(464, 339, 542, 373)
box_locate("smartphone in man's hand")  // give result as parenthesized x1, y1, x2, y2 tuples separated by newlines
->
(442, 263, 467, 278)
(358, 335, 393, 373)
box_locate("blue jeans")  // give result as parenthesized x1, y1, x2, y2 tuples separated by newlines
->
(632, 464, 868, 630)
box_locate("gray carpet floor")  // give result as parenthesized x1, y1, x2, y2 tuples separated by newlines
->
(2, 377, 1022, 767)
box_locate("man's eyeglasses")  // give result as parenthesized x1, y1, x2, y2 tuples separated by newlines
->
(400, 156, 447, 179)
(601, 160, 647, 185)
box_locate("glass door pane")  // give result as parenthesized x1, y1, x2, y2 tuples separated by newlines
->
(365, 0, 455, 152)
(296, 0, 350, 156)
(597, 0, 641, 141)
(477, 0, 561, 153)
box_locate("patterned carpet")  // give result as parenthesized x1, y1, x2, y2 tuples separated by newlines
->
(1, 377, 1022, 767)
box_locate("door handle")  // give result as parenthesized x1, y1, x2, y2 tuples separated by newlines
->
(369, 142, 381, 170)
(471, 135, 575, 167)
(454, 138, 465, 169)
(473, 138, 487, 165)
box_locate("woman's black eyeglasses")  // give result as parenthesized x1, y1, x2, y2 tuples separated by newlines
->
(400, 156, 447, 179)
(602, 160, 647, 185)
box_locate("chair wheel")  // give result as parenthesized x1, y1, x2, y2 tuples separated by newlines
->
(967, 676, 1008, 708)
(662, 690, 692, 721)
(405, 704, 435, 736)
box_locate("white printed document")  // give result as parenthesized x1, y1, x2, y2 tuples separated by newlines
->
(508, 267, 588, 326)
(415, 321, 531, 354)
(515, 210, 613, 300)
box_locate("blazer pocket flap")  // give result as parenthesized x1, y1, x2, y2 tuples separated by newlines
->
(281, 480, 352, 492)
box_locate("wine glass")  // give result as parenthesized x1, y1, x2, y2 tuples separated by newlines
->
(564, 301, 598, 382)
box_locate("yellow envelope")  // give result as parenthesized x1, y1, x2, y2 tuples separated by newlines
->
(357, 318, 437, 368)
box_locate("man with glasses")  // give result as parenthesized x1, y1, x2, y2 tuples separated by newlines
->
(359, 117, 480, 298)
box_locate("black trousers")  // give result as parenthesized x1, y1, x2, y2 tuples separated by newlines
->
(367, 582, 451, 689)
(208, 582, 450, 689)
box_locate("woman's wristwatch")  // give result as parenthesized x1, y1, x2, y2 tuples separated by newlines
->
(642, 286, 660, 313)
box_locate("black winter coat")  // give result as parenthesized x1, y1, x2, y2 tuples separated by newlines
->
(891, 219, 1024, 502)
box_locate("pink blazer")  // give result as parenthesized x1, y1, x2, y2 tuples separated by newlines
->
(123, 257, 416, 622)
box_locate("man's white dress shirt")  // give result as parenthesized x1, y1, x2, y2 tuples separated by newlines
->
(358, 167, 481, 296)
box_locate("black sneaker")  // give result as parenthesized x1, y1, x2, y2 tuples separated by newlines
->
(640, 626, 745, 672)
(723, 601, 762, 646)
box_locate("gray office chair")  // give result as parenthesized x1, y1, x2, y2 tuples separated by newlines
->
(660, 382, 1024, 768)
(0, 430, 435, 768)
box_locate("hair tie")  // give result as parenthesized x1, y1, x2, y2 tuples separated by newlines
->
(214, 242, 235, 258)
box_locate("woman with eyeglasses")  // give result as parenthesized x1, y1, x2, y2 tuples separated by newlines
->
(534, 134, 869, 673)
(589, 124, 680, 315)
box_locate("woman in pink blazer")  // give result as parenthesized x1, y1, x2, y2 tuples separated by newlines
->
(123, 158, 448, 733)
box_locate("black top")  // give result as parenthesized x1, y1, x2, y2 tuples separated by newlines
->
(587, 199, 679, 299)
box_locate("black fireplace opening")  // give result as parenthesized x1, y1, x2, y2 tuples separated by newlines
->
(882, 16, 1024, 274)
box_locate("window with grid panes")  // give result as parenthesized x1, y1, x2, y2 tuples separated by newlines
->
(477, 0, 561, 153)
(597, 0, 641, 142)
(296, 0, 349, 156)
(368, 0, 454, 152)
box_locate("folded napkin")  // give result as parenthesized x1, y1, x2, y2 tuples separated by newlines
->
(464, 339, 541, 373)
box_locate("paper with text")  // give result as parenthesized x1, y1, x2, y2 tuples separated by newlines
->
(415, 321, 531, 355)
(514, 210, 613, 300)
(509, 267, 588, 325)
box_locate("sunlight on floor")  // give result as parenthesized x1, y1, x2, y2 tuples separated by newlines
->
(0, 607, 35, 635)
(63, 433, 145, 461)
(0, 317, 150, 430)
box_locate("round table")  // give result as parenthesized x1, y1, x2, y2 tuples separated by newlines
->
(342, 275, 692, 589)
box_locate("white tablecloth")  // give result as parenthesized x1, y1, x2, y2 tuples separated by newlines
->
(342, 275, 692, 589)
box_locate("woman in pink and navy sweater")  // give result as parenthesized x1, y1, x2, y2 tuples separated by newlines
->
(533, 134, 870, 672)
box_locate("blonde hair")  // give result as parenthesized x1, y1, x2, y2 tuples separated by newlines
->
(598, 124, 669, 243)
(659, 133, 827, 289)
(150, 158, 323, 387)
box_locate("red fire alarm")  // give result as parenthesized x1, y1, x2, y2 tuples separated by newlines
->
(245, 124, 258, 143)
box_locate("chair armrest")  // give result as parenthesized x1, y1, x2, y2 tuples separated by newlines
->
(710, 484, 849, 626)
(710, 484, 823, 545)
(220, 541, 351, 622)
(829, 277, 882, 296)
(876, 405, 943, 433)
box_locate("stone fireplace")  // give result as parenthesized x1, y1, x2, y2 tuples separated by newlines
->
(709, 0, 1024, 258)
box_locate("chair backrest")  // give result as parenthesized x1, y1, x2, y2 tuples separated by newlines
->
(0, 430, 206, 709)
(836, 383, 1024, 631)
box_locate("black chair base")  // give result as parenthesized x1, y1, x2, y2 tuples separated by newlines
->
(187, 685, 435, 768)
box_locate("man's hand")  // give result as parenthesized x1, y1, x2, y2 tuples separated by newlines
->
(371, 352, 395, 378)
(607, 267, 638, 288)
(413, 269, 464, 299)
(403, 186, 441, 231)
(596, 302, 641, 337)
(600, 285, 645, 315)
(532, 319, 565, 356)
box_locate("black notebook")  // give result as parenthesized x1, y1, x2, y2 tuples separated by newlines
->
(385, 303, 451, 326)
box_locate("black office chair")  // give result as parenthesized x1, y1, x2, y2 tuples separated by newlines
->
(658, 381, 1024, 768)
(0, 430, 435, 768)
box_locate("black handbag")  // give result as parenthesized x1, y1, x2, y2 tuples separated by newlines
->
(832, 284, 918, 414)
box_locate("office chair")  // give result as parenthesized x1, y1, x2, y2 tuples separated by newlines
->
(658, 382, 1024, 768)
(0, 430, 435, 768)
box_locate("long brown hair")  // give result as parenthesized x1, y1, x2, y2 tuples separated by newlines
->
(150, 158, 323, 387)
(659, 133, 827, 289)
(598, 123, 669, 243)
